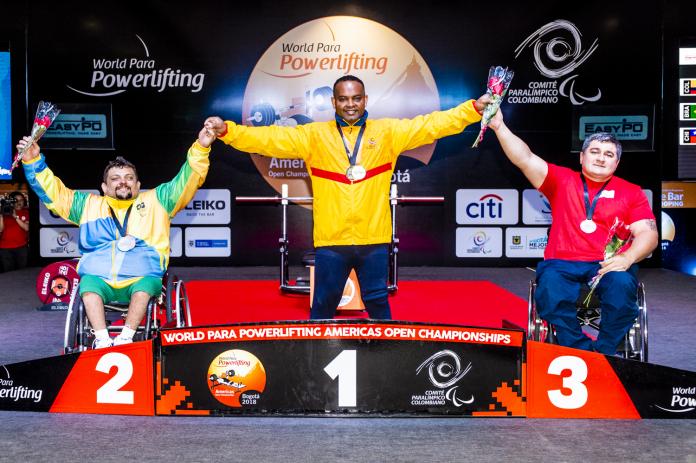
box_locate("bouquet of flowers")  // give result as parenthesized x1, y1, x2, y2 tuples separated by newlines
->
(11, 101, 61, 171)
(472, 66, 514, 148)
(583, 217, 633, 307)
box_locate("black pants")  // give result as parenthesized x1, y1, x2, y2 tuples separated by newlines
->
(0, 246, 28, 273)
(310, 244, 391, 320)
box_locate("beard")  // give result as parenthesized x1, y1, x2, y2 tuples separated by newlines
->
(115, 187, 133, 200)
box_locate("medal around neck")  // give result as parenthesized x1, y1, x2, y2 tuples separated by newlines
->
(117, 234, 136, 252)
(580, 219, 597, 234)
(346, 165, 366, 182)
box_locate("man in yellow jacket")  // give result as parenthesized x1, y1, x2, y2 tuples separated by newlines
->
(206, 75, 489, 319)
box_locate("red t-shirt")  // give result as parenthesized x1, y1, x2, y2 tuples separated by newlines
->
(0, 208, 29, 249)
(539, 164, 654, 261)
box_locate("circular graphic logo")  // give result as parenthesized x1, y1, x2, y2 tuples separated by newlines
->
(338, 277, 356, 307)
(207, 349, 266, 408)
(35, 260, 80, 304)
(473, 231, 488, 247)
(661, 211, 675, 242)
(242, 16, 440, 202)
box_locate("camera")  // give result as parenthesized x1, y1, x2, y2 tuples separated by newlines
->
(0, 195, 17, 215)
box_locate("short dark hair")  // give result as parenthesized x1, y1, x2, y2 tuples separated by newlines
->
(581, 132, 623, 159)
(333, 75, 365, 96)
(9, 191, 25, 202)
(103, 156, 138, 183)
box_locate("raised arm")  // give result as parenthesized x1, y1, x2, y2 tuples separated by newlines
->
(18, 138, 83, 225)
(204, 116, 308, 160)
(155, 125, 212, 217)
(488, 110, 548, 189)
(387, 95, 488, 155)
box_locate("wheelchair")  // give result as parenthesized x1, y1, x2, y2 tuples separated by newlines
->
(63, 273, 191, 354)
(527, 280, 648, 362)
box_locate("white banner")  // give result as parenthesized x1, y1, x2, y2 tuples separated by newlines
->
(184, 227, 231, 257)
(455, 227, 503, 258)
(455, 189, 518, 225)
(173, 189, 231, 225)
(505, 227, 548, 258)
(39, 227, 81, 258)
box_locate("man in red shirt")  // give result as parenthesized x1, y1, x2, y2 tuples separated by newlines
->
(489, 110, 658, 355)
(0, 191, 30, 272)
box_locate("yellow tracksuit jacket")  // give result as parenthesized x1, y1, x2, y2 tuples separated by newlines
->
(219, 101, 481, 247)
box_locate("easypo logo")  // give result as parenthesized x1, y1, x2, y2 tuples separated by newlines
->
(44, 114, 107, 139)
(579, 115, 648, 140)
(173, 189, 231, 225)
(456, 189, 518, 225)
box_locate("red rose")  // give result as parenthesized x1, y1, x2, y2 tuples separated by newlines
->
(615, 224, 632, 241)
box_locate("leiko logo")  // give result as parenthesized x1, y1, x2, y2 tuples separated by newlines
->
(241, 16, 440, 201)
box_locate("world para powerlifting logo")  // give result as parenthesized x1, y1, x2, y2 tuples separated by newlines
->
(239, 16, 440, 202)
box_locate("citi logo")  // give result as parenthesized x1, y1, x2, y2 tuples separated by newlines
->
(466, 194, 504, 219)
(456, 189, 518, 225)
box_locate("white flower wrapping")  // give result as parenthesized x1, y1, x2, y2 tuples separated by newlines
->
(472, 66, 514, 148)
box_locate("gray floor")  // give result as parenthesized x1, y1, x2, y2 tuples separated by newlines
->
(2, 266, 696, 462)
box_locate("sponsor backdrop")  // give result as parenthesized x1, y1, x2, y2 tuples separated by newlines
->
(661, 182, 696, 275)
(3, 1, 663, 266)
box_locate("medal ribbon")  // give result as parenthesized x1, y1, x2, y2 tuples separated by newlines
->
(335, 120, 367, 167)
(109, 205, 133, 238)
(581, 175, 611, 222)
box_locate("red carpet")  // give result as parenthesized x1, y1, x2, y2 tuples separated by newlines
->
(185, 280, 527, 330)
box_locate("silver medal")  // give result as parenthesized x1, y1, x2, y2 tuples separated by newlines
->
(346, 165, 366, 181)
(117, 235, 136, 252)
(351, 164, 366, 181)
(580, 219, 597, 234)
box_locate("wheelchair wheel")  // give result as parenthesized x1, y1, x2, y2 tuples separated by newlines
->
(173, 280, 192, 328)
(64, 287, 89, 354)
(164, 273, 179, 324)
(637, 283, 648, 362)
(625, 283, 648, 362)
(527, 281, 554, 343)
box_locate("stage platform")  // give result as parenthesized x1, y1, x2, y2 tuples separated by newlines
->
(2, 266, 696, 461)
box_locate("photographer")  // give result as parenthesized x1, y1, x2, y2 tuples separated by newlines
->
(0, 191, 30, 272)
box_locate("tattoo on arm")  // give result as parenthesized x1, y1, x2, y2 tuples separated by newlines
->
(646, 219, 657, 231)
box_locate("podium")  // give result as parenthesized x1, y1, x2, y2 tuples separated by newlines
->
(3, 320, 696, 418)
